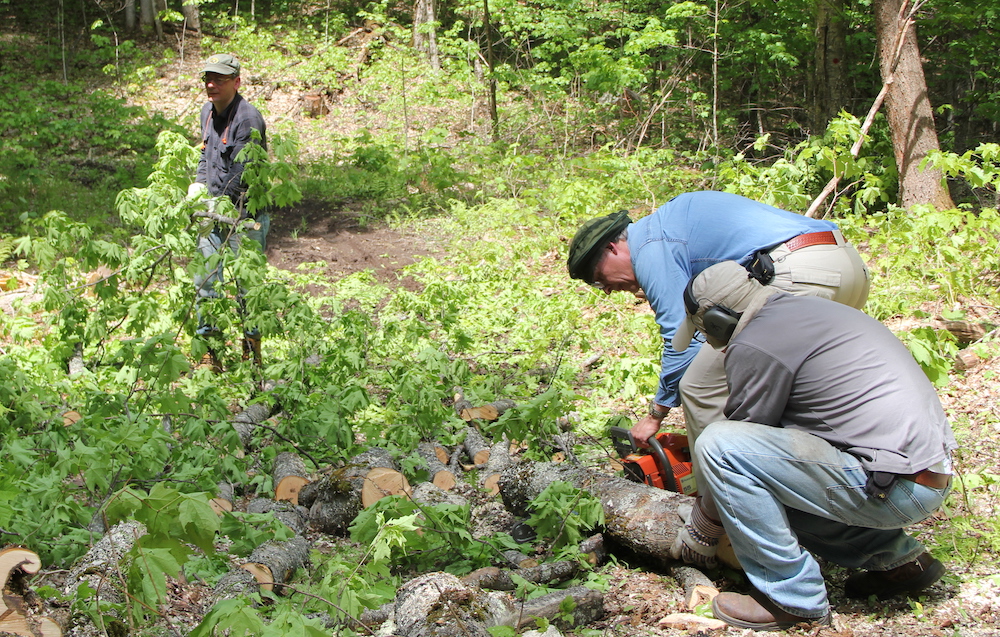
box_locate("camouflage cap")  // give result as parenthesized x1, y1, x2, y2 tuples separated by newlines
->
(203, 53, 241, 76)
(567, 210, 633, 283)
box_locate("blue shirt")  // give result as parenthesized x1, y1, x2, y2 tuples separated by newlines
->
(627, 191, 837, 408)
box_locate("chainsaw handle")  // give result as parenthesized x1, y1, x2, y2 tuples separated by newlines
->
(647, 434, 677, 492)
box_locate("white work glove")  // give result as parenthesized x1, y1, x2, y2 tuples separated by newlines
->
(187, 182, 208, 199)
(670, 500, 725, 570)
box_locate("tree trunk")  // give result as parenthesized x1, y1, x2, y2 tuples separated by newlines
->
(809, 0, 848, 133)
(873, 0, 954, 210)
(125, 0, 136, 31)
(498, 462, 691, 567)
(412, 0, 441, 70)
(180, 0, 200, 34)
(138, 0, 155, 32)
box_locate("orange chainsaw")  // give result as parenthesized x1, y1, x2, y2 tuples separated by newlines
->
(609, 420, 698, 496)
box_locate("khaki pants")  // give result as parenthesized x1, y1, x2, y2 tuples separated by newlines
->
(679, 230, 870, 441)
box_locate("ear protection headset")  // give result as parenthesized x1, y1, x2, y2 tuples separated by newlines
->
(682, 277, 743, 344)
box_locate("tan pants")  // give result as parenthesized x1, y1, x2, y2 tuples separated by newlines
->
(679, 230, 870, 441)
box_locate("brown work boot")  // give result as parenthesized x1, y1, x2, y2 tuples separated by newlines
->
(844, 551, 945, 599)
(712, 591, 831, 632)
(197, 350, 223, 374)
(242, 336, 262, 366)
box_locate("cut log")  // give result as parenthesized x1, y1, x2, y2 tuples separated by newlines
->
(469, 501, 517, 539)
(481, 439, 513, 495)
(273, 452, 310, 505)
(416, 443, 458, 491)
(411, 482, 469, 508)
(214, 535, 309, 600)
(462, 427, 491, 465)
(459, 399, 517, 422)
(500, 549, 537, 569)
(246, 498, 310, 535)
(305, 448, 411, 534)
(461, 560, 577, 591)
(232, 400, 279, 449)
(210, 481, 235, 515)
(64, 521, 146, 603)
(361, 466, 411, 507)
(391, 571, 514, 637)
(376, 571, 604, 636)
(666, 564, 719, 610)
(498, 462, 691, 567)
(933, 317, 986, 345)
(658, 613, 728, 631)
(578, 533, 608, 566)
(0, 547, 63, 637)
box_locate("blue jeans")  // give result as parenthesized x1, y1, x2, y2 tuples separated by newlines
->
(695, 420, 949, 618)
(194, 213, 270, 337)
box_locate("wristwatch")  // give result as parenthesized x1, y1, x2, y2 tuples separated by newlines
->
(648, 404, 669, 419)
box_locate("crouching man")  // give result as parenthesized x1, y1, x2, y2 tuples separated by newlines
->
(671, 261, 956, 631)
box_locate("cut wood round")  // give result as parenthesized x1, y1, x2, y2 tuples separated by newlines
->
(273, 452, 310, 505)
(462, 427, 491, 465)
(498, 462, 691, 567)
(361, 466, 411, 507)
(0, 547, 62, 637)
(460, 399, 516, 422)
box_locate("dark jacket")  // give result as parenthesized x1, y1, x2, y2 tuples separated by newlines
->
(197, 93, 267, 210)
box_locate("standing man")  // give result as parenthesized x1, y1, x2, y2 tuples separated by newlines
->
(671, 261, 955, 630)
(566, 191, 870, 444)
(188, 53, 269, 369)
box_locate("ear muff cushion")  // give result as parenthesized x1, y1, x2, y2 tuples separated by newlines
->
(701, 306, 741, 343)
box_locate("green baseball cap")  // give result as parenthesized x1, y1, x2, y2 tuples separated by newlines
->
(203, 53, 241, 76)
(567, 210, 633, 283)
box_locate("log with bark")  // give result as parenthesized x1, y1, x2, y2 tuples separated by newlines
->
(301, 447, 411, 534)
(459, 399, 517, 422)
(232, 399, 280, 449)
(416, 442, 458, 491)
(246, 498, 310, 535)
(461, 560, 577, 591)
(461, 426, 491, 466)
(498, 461, 691, 567)
(272, 451, 310, 505)
(0, 547, 63, 637)
(480, 439, 512, 495)
(209, 481, 235, 515)
(376, 571, 605, 636)
(213, 535, 310, 602)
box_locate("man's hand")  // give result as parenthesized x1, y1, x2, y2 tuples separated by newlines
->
(631, 412, 666, 447)
(187, 182, 208, 199)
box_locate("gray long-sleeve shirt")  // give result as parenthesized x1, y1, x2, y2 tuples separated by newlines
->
(723, 293, 957, 475)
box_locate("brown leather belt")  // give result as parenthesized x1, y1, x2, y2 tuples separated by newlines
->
(899, 469, 951, 490)
(784, 230, 838, 252)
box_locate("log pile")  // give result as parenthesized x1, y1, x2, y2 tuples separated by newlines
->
(55, 398, 726, 636)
